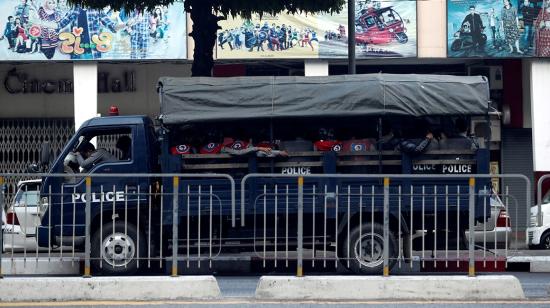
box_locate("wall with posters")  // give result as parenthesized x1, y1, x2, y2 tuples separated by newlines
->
(0, 0, 186, 60)
(447, 0, 550, 57)
(216, 0, 417, 59)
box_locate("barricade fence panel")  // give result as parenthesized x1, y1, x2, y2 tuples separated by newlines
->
(242, 173, 530, 276)
(0, 173, 235, 277)
(0, 173, 530, 276)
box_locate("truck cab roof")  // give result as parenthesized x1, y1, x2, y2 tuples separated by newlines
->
(81, 115, 151, 128)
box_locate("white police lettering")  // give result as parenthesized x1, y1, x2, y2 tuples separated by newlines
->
(72, 191, 126, 203)
(177, 145, 189, 152)
(207, 143, 216, 149)
(281, 167, 311, 175)
(413, 164, 436, 172)
(442, 164, 472, 174)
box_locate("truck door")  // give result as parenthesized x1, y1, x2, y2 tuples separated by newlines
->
(48, 126, 150, 246)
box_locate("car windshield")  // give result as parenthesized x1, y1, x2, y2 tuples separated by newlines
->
(14, 187, 40, 206)
(543, 191, 550, 204)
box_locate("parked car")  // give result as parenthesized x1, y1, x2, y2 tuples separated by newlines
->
(2, 179, 41, 252)
(467, 192, 512, 248)
(527, 191, 550, 250)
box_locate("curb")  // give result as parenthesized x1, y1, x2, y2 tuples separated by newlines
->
(0, 276, 221, 302)
(255, 275, 526, 300)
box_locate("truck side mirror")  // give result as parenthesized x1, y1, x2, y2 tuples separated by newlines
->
(27, 163, 40, 173)
(40, 142, 51, 169)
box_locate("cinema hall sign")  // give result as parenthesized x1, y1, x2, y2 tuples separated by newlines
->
(4, 68, 136, 94)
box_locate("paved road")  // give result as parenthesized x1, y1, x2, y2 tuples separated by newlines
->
(512, 272, 550, 299)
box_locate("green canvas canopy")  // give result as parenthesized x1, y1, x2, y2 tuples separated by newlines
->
(158, 74, 490, 125)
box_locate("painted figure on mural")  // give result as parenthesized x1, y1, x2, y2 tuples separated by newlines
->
(521, 0, 540, 50)
(462, 5, 485, 50)
(489, 8, 499, 47)
(149, 7, 169, 42)
(0, 16, 17, 50)
(126, 10, 151, 59)
(14, 0, 30, 25)
(35, 0, 73, 59)
(13, 17, 28, 51)
(501, 0, 523, 54)
(535, 0, 550, 56)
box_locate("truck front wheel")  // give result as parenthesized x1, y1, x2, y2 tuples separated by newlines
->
(540, 231, 550, 250)
(344, 223, 397, 274)
(91, 221, 146, 275)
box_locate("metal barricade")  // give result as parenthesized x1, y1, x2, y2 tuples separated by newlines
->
(0, 172, 532, 277)
(0, 173, 235, 277)
(242, 173, 531, 277)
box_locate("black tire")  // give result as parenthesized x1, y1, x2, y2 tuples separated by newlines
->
(539, 231, 550, 250)
(451, 40, 462, 51)
(396, 32, 408, 44)
(344, 223, 398, 275)
(91, 221, 146, 275)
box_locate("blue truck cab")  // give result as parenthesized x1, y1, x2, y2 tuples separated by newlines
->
(37, 116, 158, 254)
(34, 74, 493, 275)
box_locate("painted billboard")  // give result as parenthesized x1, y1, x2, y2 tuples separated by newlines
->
(216, 0, 417, 59)
(447, 0, 550, 57)
(0, 0, 187, 60)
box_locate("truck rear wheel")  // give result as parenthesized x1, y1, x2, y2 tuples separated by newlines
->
(344, 222, 397, 274)
(91, 221, 146, 275)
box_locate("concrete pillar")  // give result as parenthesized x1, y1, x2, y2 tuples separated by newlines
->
(529, 60, 550, 172)
(304, 60, 329, 77)
(417, 0, 446, 57)
(73, 62, 98, 130)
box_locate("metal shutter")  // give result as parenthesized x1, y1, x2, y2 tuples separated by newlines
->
(501, 128, 534, 231)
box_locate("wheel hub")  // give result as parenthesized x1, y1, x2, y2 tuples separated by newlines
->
(102, 232, 135, 267)
(354, 233, 385, 268)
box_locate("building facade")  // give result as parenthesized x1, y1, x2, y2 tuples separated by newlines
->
(0, 0, 548, 228)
